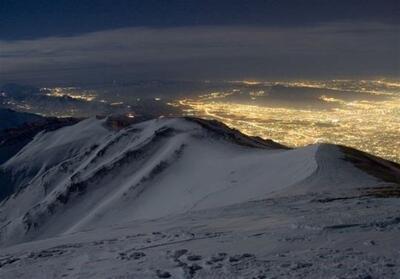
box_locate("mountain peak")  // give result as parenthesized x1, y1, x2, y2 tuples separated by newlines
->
(0, 117, 399, 248)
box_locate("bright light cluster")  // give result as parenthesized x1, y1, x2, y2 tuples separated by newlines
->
(173, 80, 400, 163)
(42, 87, 97, 102)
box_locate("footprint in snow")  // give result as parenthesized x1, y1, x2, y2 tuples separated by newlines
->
(156, 270, 171, 278)
(172, 249, 188, 259)
(187, 255, 202, 261)
(118, 251, 146, 260)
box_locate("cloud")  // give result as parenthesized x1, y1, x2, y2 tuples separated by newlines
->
(0, 22, 399, 85)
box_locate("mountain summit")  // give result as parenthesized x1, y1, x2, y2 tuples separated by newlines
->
(0, 116, 399, 278)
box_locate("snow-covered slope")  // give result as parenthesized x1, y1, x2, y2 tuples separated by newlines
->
(0, 109, 79, 200)
(0, 116, 399, 278)
(1, 116, 398, 246)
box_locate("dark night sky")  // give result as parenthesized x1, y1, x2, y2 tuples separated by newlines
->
(0, 0, 399, 85)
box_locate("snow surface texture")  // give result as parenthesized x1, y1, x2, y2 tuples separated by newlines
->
(0, 117, 399, 278)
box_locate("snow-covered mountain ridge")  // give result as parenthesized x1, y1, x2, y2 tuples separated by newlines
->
(0, 116, 399, 278)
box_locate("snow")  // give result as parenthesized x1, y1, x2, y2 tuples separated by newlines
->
(0, 116, 399, 278)
(1, 194, 400, 278)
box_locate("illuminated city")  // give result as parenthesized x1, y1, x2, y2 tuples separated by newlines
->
(2, 80, 399, 164)
(1, 1, 400, 277)
(172, 79, 400, 163)
(42, 87, 97, 102)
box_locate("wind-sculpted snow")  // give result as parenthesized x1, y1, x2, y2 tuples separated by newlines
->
(0, 117, 398, 246)
(0, 117, 399, 278)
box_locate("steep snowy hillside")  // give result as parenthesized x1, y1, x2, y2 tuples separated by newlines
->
(0, 109, 79, 199)
(0, 116, 399, 278)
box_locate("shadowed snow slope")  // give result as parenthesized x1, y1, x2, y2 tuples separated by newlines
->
(0, 117, 399, 248)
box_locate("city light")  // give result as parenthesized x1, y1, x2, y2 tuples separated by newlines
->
(42, 87, 97, 102)
(172, 80, 400, 163)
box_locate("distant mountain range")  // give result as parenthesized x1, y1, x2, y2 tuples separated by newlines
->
(0, 115, 399, 278)
(0, 108, 44, 131)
